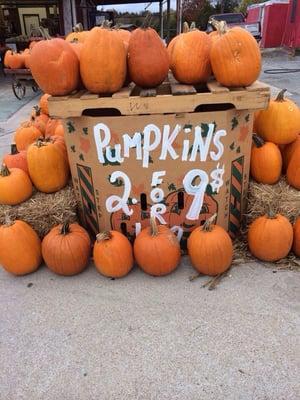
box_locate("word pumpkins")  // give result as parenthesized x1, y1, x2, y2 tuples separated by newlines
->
(80, 26, 127, 94)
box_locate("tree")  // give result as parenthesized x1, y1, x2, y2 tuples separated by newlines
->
(236, 0, 267, 14)
(182, 0, 215, 30)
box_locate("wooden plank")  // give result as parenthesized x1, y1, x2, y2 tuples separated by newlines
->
(48, 95, 70, 102)
(4, 68, 31, 75)
(207, 80, 230, 93)
(80, 91, 99, 100)
(140, 88, 157, 97)
(246, 80, 270, 92)
(112, 83, 135, 99)
(170, 83, 196, 95)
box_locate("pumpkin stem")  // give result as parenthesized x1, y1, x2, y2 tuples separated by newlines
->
(183, 22, 190, 33)
(96, 231, 112, 242)
(0, 164, 10, 177)
(74, 22, 83, 32)
(150, 217, 159, 236)
(266, 208, 277, 219)
(101, 20, 113, 29)
(61, 222, 70, 235)
(11, 143, 18, 155)
(190, 21, 196, 30)
(209, 18, 227, 35)
(275, 89, 287, 102)
(202, 213, 217, 232)
(36, 139, 46, 147)
(142, 13, 152, 29)
(4, 213, 14, 226)
(252, 134, 265, 148)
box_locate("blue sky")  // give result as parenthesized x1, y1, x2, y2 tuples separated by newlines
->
(98, 1, 177, 13)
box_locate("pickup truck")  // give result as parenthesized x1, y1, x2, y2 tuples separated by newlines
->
(207, 13, 261, 40)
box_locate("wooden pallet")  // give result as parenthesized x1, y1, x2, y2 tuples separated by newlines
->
(48, 76, 270, 118)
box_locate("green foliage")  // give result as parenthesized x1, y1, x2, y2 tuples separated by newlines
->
(236, 0, 267, 14)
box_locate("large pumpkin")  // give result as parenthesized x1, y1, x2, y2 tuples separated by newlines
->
(80, 26, 127, 94)
(93, 231, 133, 278)
(187, 214, 233, 276)
(287, 145, 300, 190)
(27, 136, 69, 193)
(282, 134, 300, 172)
(4, 50, 25, 69)
(30, 38, 80, 95)
(66, 23, 89, 43)
(210, 19, 261, 87)
(133, 218, 181, 276)
(128, 27, 169, 88)
(0, 164, 32, 205)
(70, 41, 83, 60)
(0, 218, 42, 276)
(167, 35, 178, 66)
(113, 28, 131, 50)
(170, 23, 211, 84)
(3, 144, 28, 174)
(248, 212, 293, 261)
(250, 134, 282, 184)
(293, 217, 300, 257)
(39, 93, 50, 115)
(14, 121, 42, 151)
(255, 89, 300, 144)
(42, 222, 91, 276)
(23, 48, 31, 69)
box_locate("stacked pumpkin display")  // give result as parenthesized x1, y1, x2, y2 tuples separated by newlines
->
(248, 89, 300, 261)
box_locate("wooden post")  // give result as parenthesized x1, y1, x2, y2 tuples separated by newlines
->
(176, 0, 182, 35)
(159, 0, 164, 39)
(166, 0, 170, 43)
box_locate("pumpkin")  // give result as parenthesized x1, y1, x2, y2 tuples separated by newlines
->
(42, 222, 91, 276)
(27, 136, 69, 193)
(167, 35, 178, 66)
(113, 28, 131, 50)
(14, 121, 42, 151)
(250, 134, 282, 184)
(30, 38, 79, 96)
(0, 218, 42, 276)
(66, 23, 89, 43)
(4, 50, 25, 69)
(70, 41, 83, 60)
(39, 93, 50, 115)
(170, 22, 211, 84)
(255, 89, 300, 144)
(287, 144, 300, 190)
(282, 134, 300, 172)
(80, 25, 127, 94)
(248, 212, 293, 261)
(187, 214, 233, 276)
(3, 144, 28, 174)
(128, 27, 169, 88)
(209, 19, 261, 87)
(29, 41, 37, 49)
(93, 231, 133, 278)
(23, 48, 31, 69)
(292, 217, 300, 257)
(30, 107, 49, 135)
(0, 164, 32, 205)
(54, 122, 64, 137)
(45, 118, 61, 137)
(133, 218, 180, 276)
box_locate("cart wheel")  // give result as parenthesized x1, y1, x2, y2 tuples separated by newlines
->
(12, 81, 26, 100)
(32, 85, 39, 93)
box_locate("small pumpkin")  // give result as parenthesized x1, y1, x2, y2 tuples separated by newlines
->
(39, 93, 50, 115)
(248, 212, 293, 261)
(250, 134, 282, 184)
(80, 25, 127, 94)
(27, 136, 69, 193)
(30, 38, 80, 96)
(170, 22, 211, 84)
(128, 26, 169, 88)
(287, 144, 300, 190)
(0, 217, 42, 276)
(54, 122, 64, 137)
(3, 144, 28, 174)
(255, 89, 300, 144)
(210, 19, 261, 87)
(0, 164, 32, 205)
(14, 121, 42, 151)
(133, 218, 181, 276)
(30, 107, 49, 135)
(93, 231, 133, 278)
(42, 222, 91, 276)
(66, 23, 89, 43)
(292, 217, 300, 257)
(4, 50, 25, 69)
(282, 134, 300, 172)
(187, 214, 233, 276)
(45, 118, 61, 137)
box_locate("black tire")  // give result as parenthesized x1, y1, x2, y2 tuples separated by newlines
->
(12, 81, 26, 100)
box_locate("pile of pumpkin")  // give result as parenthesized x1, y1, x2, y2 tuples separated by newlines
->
(4, 41, 38, 70)
(5, 18, 261, 96)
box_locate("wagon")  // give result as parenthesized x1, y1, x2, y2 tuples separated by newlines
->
(4, 68, 39, 100)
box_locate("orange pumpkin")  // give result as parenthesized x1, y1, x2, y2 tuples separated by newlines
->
(133, 218, 181, 276)
(255, 89, 300, 144)
(210, 19, 261, 87)
(39, 93, 50, 115)
(0, 164, 32, 205)
(23, 48, 31, 69)
(3, 144, 28, 174)
(66, 23, 89, 43)
(31, 108, 49, 135)
(27, 136, 69, 193)
(93, 231, 133, 278)
(30, 38, 80, 95)
(292, 217, 300, 257)
(113, 28, 131, 50)
(167, 35, 178, 66)
(128, 27, 169, 88)
(287, 144, 300, 189)
(250, 134, 282, 184)
(4, 50, 25, 69)
(282, 134, 300, 172)
(42, 222, 91, 276)
(14, 121, 42, 151)
(170, 23, 211, 84)
(29, 41, 37, 49)
(187, 214, 233, 276)
(80, 26, 127, 94)
(45, 118, 61, 137)
(0, 218, 42, 276)
(248, 212, 293, 261)
(70, 41, 83, 60)
(54, 122, 64, 137)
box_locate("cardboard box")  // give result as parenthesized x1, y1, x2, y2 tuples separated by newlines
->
(49, 79, 270, 246)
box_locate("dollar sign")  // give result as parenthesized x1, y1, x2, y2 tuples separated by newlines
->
(210, 163, 225, 193)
